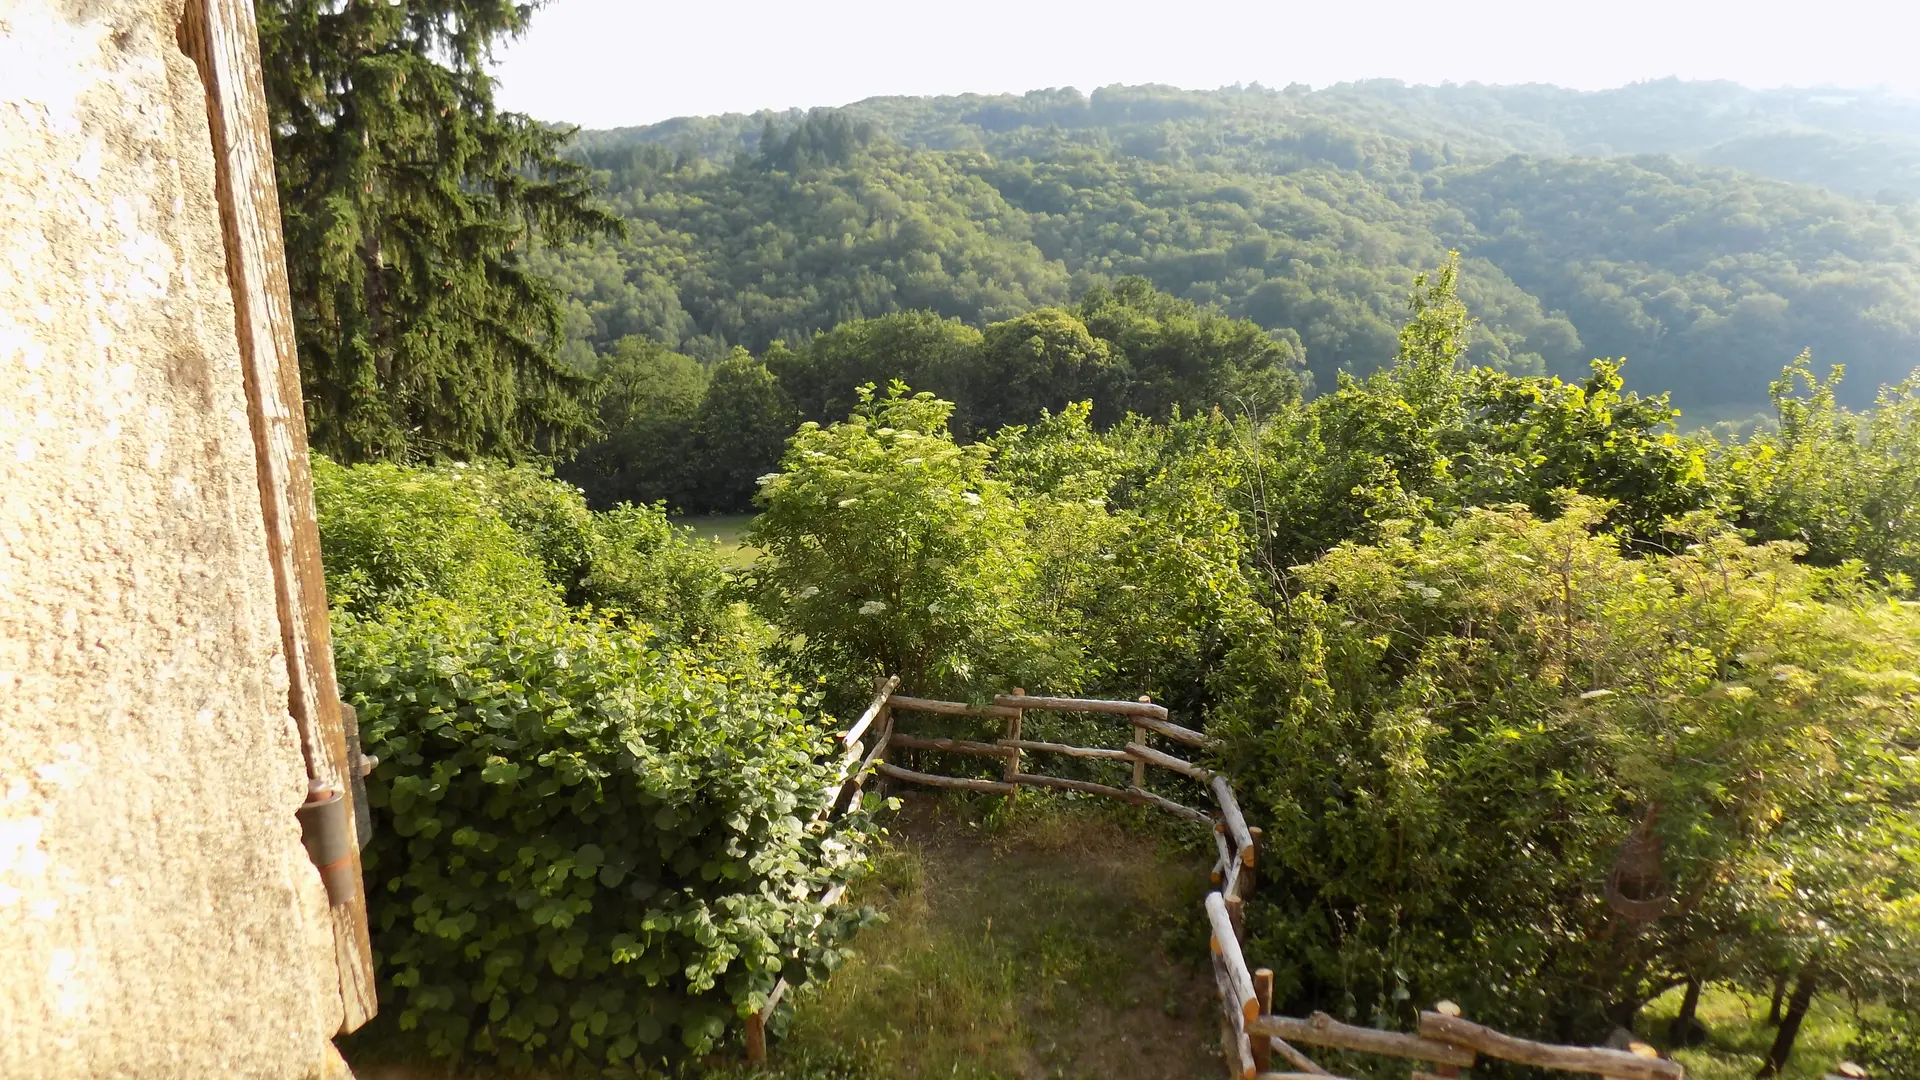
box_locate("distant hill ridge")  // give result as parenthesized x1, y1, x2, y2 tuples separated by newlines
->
(539, 80, 1920, 411)
(579, 80, 1920, 197)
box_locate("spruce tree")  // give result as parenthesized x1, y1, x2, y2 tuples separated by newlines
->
(257, 0, 619, 462)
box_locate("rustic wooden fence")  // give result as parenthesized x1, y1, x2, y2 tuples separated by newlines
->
(743, 675, 900, 1061)
(1222, 994, 1683, 1080)
(748, 679, 1688, 1080)
(875, 686, 1222, 824)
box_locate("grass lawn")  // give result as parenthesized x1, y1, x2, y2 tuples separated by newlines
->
(714, 792, 1224, 1080)
(1640, 982, 1869, 1080)
(672, 513, 759, 567)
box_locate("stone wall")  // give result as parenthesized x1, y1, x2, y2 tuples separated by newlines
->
(0, 0, 345, 1074)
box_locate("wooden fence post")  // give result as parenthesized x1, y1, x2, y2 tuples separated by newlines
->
(867, 676, 898, 796)
(1212, 776, 1255, 865)
(1237, 826, 1262, 901)
(873, 675, 894, 767)
(873, 693, 894, 803)
(1252, 968, 1274, 1072)
(1219, 1015, 1241, 1080)
(745, 1009, 766, 1063)
(1426, 998, 1462, 1078)
(1132, 695, 1151, 789)
(1005, 688, 1025, 789)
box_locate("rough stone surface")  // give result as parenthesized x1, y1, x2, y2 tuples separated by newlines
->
(0, 0, 344, 1074)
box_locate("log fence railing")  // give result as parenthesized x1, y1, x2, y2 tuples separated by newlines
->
(747, 679, 1689, 1080)
(874, 687, 1220, 825)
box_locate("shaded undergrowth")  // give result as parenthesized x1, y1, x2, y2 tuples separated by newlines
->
(1640, 984, 1872, 1080)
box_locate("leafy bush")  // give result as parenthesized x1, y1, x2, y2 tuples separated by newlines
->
(460, 463, 602, 603)
(1445, 358, 1719, 544)
(316, 456, 747, 647)
(318, 457, 853, 1074)
(1852, 1009, 1920, 1080)
(1213, 499, 1920, 1040)
(1724, 355, 1920, 585)
(339, 602, 878, 1074)
(1238, 258, 1726, 578)
(585, 502, 759, 649)
(993, 403, 1257, 709)
(747, 383, 1064, 697)
(461, 464, 750, 645)
(314, 456, 561, 617)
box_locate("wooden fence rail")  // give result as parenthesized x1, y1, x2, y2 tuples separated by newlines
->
(748, 679, 1688, 1080)
(751, 675, 899, 1059)
(880, 687, 1219, 822)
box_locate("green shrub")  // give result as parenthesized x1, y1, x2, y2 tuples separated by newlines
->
(1214, 499, 1920, 1040)
(747, 383, 1066, 698)
(1852, 1009, 1920, 1080)
(1239, 260, 1726, 577)
(318, 456, 846, 1074)
(339, 602, 878, 1074)
(314, 456, 561, 617)
(993, 403, 1257, 709)
(316, 456, 747, 648)
(1723, 355, 1920, 586)
(457, 463, 750, 646)
(461, 462, 602, 602)
(584, 502, 757, 650)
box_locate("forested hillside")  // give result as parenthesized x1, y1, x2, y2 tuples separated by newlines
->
(539, 82, 1920, 415)
(586, 80, 1920, 198)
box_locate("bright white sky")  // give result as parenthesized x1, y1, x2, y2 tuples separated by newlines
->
(492, 0, 1920, 130)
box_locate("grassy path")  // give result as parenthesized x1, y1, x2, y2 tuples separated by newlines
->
(727, 793, 1224, 1080)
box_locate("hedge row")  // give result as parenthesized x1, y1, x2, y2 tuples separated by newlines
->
(318, 460, 878, 1075)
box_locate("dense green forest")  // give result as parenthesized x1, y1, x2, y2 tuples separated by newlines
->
(596, 81, 1920, 199)
(564, 278, 1307, 512)
(538, 82, 1920, 441)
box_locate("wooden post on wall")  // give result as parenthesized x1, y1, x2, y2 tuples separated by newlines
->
(177, 0, 378, 1032)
